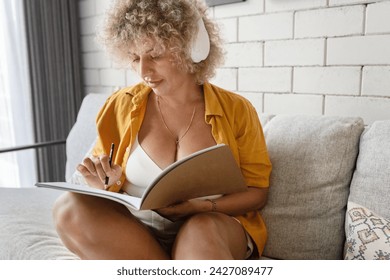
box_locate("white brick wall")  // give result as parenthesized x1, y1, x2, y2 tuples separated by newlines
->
(239, 13, 293, 41)
(214, 0, 264, 17)
(362, 66, 390, 97)
(212, 68, 238, 91)
(265, 39, 325, 66)
(78, 0, 390, 124)
(265, 0, 327, 12)
(327, 35, 390, 65)
(294, 67, 361, 95)
(325, 95, 390, 123)
(224, 42, 263, 67)
(329, 0, 380, 5)
(217, 18, 238, 42)
(238, 67, 292, 92)
(264, 93, 324, 116)
(366, 1, 390, 34)
(295, 6, 365, 38)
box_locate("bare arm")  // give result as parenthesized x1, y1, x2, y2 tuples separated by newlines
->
(156, 186, 268, 221)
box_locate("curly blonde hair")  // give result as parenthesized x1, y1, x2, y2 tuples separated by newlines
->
(98, 0, 224, 84)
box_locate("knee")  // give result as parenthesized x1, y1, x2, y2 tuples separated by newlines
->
(52, 193, 83, 238)
(173, 213, 224, 250)
(173, 213, 246, 260)
(179, 212, 222, 238)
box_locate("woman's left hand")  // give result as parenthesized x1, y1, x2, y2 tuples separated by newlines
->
(155, 199, 211, 222)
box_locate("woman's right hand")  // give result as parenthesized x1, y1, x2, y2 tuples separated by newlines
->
(76, 155, 122, 190)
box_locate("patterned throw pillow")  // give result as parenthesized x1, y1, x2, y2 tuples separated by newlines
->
(345, 201, 390, 260)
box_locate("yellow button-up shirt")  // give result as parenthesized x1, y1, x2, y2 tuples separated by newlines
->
(93, 82, 272, 255)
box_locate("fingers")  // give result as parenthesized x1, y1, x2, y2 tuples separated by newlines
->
(77, 155, 108, 182)
(99, 154, 111, 176)
(94, 156, 108, 182)
(78, 157, 97, 177)
(77, 155, 122, 186)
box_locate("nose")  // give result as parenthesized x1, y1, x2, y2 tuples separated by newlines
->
(138, 57, 152, 80)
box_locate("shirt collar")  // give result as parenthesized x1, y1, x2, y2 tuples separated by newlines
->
(125, 83, 152, 107)
(203, 82, 224, 117)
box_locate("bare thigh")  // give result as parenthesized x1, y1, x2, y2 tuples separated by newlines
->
(53, 192, 169, 260)
(172, 212, 248, 260)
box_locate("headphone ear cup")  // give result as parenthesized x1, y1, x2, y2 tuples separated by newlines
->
(190, 18, 210, 63)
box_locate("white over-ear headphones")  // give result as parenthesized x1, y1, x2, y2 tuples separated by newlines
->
(190, 18, 210, 63)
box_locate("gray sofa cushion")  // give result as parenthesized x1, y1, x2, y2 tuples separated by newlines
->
(259, 114, 275, 127)
(0, 188, 78, 259)
(65, 93, 109, 181)
(261, 115, 364, 259)
(348, 120, 390, 219)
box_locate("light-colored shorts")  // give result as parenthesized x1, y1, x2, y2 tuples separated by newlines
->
(231, 217, 255, 259)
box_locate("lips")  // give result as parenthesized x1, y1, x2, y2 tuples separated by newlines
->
(145, 80, 161, 87)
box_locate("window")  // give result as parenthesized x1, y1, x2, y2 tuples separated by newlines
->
(0, 0, 37, 188)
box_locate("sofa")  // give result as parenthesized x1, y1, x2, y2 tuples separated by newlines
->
(0, 92, 389, 260)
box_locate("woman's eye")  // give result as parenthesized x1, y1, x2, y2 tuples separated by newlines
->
(150, 53, 161, 60)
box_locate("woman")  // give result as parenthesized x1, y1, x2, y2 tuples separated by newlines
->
(53, 0, 272, 260)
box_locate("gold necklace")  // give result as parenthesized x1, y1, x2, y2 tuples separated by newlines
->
(156, 95, 196, 149)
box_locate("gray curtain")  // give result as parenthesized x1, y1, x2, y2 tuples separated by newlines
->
(24, 0, 83, 182)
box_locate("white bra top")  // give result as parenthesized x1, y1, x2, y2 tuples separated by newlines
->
(123, 136, 163, 198)
(123, 135, 222, 201)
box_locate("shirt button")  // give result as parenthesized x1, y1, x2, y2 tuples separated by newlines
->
(116, 180, 121, 185)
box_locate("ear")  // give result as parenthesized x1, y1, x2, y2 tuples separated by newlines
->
(190, 18, 210, 63)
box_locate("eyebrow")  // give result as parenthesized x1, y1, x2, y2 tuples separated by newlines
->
(129, 48, 155, 56)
